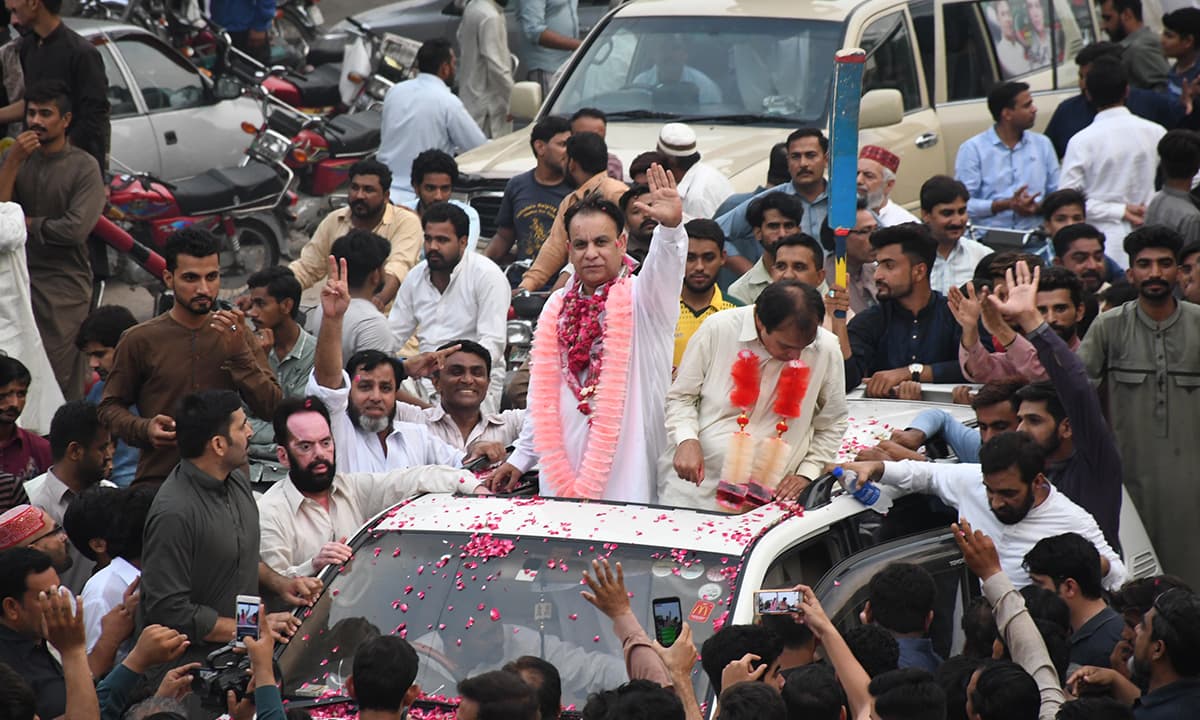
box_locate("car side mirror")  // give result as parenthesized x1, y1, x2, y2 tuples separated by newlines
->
(859, 88, 904, 129)
(441, 0, 463, 16)
(214, 76, 243, 101)
(510, 81, 542, 123)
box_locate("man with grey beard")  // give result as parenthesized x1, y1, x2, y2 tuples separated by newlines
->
(857, 145, 917, 227)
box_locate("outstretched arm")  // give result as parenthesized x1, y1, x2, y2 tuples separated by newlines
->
(314, 256, 351, 389)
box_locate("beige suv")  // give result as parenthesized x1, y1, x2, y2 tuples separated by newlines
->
(455, 0, 1098, 232)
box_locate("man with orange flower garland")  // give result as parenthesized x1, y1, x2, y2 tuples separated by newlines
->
(488, 164, 687, 502)
(659, 280, 848, 512)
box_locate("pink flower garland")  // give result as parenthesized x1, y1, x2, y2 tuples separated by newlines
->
(527, 279, 635, 499)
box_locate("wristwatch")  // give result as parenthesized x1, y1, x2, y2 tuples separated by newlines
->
(909, 363, 924, 382)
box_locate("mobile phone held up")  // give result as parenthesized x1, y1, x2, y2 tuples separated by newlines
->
(213, 299, 233, 313)
(753, 588, 803, 616)
(652, 596, 683, 647)
(235, 594, 261, 647)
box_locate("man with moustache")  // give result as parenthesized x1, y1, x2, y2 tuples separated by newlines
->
(0, 81, 104, 401)
(920, 175, 991, 295)
(1098, 0, 1169, 91)
(486, 115, 573, 266)
(99, 228, 283, 485)
(290, 160, 423, 312)
(0, 357, 50, 511)
(619, 184, 658, 264)
(1180, 241, 1200, 304)
(726, 192, 805, 305)
(840, 431, 1127, 590)
(75, 306, 138, 487)
(1078, 226, 1200, 588)
(390, 202, 509, 412)
(674, 219, 737, 371)
(258, 396, 488, 578)
(1052, 222, 1128, 301)
(857, 145, 917, 227)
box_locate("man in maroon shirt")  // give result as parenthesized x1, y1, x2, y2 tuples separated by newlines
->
(0, 357, 51, 512)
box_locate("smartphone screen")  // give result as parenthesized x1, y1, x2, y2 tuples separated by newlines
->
(235, 595, 260, 645)
(652, 597, 683, 647)
(754, 589, 803, 615)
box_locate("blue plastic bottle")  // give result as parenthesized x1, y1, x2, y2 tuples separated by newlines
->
(833, 467, 879, 506)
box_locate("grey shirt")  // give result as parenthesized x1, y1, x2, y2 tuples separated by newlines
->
(1121, 26, 1171, 92)
(306, 297, 397, 358)
(1145, 187, 1200, 244)
(139, 459, 259, 653)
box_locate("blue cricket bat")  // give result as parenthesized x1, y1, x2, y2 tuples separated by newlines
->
(828, 48, 866, 318)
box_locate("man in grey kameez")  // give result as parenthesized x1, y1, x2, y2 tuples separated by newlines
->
(1078, 225, 1200, 588)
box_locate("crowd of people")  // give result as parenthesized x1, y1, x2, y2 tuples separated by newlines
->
(1, 0, 1200, 717)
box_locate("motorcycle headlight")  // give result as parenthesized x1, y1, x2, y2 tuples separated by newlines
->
(250, 129, 292, 165)
(366, 75, 392, 101)
(507, 320, 532, 346)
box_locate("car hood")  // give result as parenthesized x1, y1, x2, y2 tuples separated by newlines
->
(331, 0, 434, 33)
(456, 121, 793, 192)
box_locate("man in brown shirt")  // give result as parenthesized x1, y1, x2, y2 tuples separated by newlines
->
(518, 132, 628, 291)
(99, 229, 282, 484)
(0, 81, 105, 401)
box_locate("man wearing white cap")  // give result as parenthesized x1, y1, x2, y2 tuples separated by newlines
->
(658, 123, 734, 219)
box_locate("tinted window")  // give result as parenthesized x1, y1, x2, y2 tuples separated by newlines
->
(980, 0, 1082, 79)
(860, 12, 923, 111)
(944, 3, 1001, 101)
(100, 45, 137, 118)
(115, 38, 205, 112)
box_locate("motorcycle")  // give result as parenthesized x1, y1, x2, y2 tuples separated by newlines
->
(102, 93, 296, 296)
(270, 0, 323, 70)
(212, 21, 344, 113)
(338, 17, 420, 112)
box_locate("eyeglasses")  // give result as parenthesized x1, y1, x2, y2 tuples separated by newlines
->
(847, 226, 879, 236)
(26, 523, 65, 546)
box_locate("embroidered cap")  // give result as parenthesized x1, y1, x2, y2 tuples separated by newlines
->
(859, 145, 901, 174)
(0, 504, 45, 550)
(657, 123, 698, 158)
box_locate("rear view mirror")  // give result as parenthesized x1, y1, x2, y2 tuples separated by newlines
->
(214, 76, 243, 101)
(510, 81, 543, 123)
(859, 89, 903, 130)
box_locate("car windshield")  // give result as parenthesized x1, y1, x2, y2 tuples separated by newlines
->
(547, 15, 844, 125)
(278, 528, 738, 710)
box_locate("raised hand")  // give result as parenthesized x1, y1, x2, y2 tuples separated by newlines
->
(321, 255, 351, 320)
(947, 283, 982, 331)
(125, 625, 190, 673)
(581, 559, 631, 619)
(40, 587, 87, 653)
(403, 343, 462, 379)
(631, 163, 683, 229)
(156, 662, 201, 701)
(951, 518, 1002, 581)
(985, 261, 1040, 333)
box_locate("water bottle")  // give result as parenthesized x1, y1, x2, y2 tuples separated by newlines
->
(834, 467, 879, 506)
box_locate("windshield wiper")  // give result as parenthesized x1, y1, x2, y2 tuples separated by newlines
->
(603, 109, 681, 120)
(680, 113, 799, 124)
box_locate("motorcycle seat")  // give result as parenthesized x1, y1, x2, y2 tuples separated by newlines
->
(290, 63, 343, 108)
(324, 109, 381, 156)
(173, 162, 285, 216)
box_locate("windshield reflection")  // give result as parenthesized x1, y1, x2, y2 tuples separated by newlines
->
(548, 16, 843, 125)
(279, 530, 738, 709)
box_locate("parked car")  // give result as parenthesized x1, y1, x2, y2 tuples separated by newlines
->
(307, 0, 614, 69)
(70, 18, 265, 180)
(272, 397, 1158, 718)
(454, 0, 1099, 237)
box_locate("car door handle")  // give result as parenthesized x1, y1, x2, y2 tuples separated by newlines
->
(914, 132, 938, 149)
(164, 131, 177, 145)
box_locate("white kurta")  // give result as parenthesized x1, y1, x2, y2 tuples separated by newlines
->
(677, 162, 735, 220)
(0, 202, 62, 434)
(508, 223, 688, 503)
(1060, 107, 1166, 268)
(659, 308, 848, 511)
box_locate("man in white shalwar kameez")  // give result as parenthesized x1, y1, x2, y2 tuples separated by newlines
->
(0, 201, 63, 434)
(490, 164, 687, 502)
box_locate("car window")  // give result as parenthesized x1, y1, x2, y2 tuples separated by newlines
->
(860, 11, 923, 112)
(548, 15, 843, 125)
(814, 530, 978, 660)
(944, 3, 1001, 101)
(979, 0, 1079, 79)
(99, 45, 137, 118)
(115, 37, 206, 112)
(910, 0, 936, 99)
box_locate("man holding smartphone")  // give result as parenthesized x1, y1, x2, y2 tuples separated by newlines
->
(100, 229, 283, 486)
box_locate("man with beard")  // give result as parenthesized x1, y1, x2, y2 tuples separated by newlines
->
(517, 132, 629, 291)
(257, 396, 487, 578)
(389, 202, 509, 412)
(841, 431, 1127, 590)
(674, 219, 737, 371)
(717, 128, 830, 277)
(307, 230, 397, 358)
(955, 81, 1060, 232)
(920, 175, 991, 295)
(0, 357, 50, 511)
(75, 306, 137, 487)
(1067, 588, 1200, 715)
(310, 255, 477, 474)
(1079, 226, 1200, 588)
(846, 223, 965, 397)
(99, 228, 283, 485)
(291, 160, 423, 312)
(1180, 240, 1200, 304)
(950, 264, 1084, 384)
(619, 184, 658, 264)
(378, 39, 486, 207)
(486, 115, 572, 266)
(0, 81, 104, 401)
(1098, 0, 1169, 91)
(726, 191, 804, 305)
(820, 200, 878, 315)
(24, 400, 115, 592)
(858, 145, 917, 227)
(976, 262, 1123, 549)
(1052, 222, 1128, 300)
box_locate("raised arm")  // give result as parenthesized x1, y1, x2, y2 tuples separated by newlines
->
(314, 256, 352, 389)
